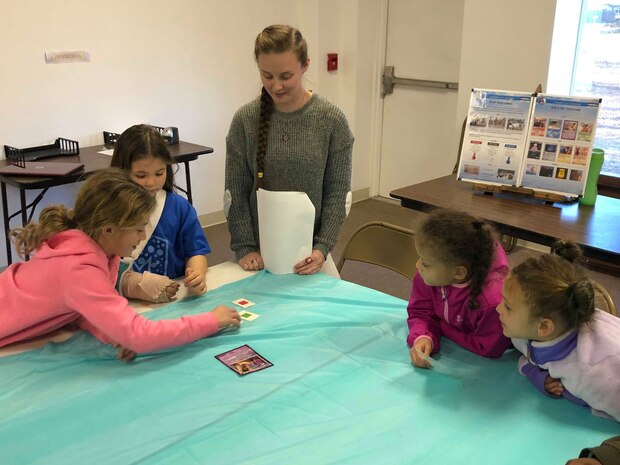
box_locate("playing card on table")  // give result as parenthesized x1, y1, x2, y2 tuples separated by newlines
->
(239, 310, 260, 322)
(232, 298, 255, 308)
(215, 344, 273, 376)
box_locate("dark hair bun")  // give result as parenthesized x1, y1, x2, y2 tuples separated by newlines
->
(566, 280, 595, 327)
(550, 240, 583, 264)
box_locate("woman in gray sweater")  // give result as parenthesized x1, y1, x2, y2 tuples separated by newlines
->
(225, 24, 354, 276)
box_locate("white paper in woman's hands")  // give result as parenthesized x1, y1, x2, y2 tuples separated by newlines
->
(257, 189, 315, 274)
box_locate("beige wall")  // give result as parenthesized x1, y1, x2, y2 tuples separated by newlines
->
(0, 0, 380, 265)
(456, 0, 557, 128)
(0, 0, 557, 266)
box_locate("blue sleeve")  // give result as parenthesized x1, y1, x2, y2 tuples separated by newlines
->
(520, 362, 553, 397)
(521, 361, 589, 406)
(562, 389, 590, 408)
(177, 194, 211, 257)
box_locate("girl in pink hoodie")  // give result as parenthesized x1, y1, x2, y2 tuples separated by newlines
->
(0, 168, 240, 359)
(407, 209, 511, 367)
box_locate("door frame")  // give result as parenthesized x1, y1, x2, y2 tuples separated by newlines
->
(368, 0, 389, 198)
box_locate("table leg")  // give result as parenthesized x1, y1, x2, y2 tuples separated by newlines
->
(19, 189, 29, 261)
(183, 161, 193, 205)
(1, 182, 11, 266)
(20, 189, 27, 226)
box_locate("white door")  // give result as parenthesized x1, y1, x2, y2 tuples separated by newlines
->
(378, 0, 465, 197)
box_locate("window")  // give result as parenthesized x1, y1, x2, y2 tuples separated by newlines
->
(548, 0, 620, 194)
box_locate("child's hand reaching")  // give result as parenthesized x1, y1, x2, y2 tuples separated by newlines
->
(114, 344, 137, 362)
(184, 267, 207, 296)
(211, 306, 241, 330)
(164, 282, 181, 301)
(544, 375, 564, 397)
(410, 338, 433, 368)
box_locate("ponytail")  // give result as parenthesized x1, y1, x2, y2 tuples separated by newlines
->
(466, 220, 496, 309)
(512, 240, 595, 330)
(10, 205, 76, 258)
(10, 168, 155, 259)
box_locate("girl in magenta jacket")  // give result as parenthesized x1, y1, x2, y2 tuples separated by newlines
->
(0, 168, 239, 359)
(407, 209, 511, 367)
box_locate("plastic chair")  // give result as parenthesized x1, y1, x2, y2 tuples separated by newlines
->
(336, 221, 418, 280)
(593, 281, 617, 316)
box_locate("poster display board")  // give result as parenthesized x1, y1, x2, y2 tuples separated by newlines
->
(457, 89, 601, 197)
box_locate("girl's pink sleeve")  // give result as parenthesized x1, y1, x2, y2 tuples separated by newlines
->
(406, 273, 441, 351)
(439, 302, 512, 357)
(65, 262, 219, 353)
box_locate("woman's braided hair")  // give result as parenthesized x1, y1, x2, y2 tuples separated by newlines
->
(253, 25, 308, 188)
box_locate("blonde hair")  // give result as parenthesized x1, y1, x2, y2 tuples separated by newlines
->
(10, 168, 155, 257)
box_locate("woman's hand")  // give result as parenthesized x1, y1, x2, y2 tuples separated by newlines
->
(211, 305, 241, 330)
(239, 252, 264, 271)
(293, 249, 325, 275)
(544, 375, 564, 397)
(410, 338, 433, 368)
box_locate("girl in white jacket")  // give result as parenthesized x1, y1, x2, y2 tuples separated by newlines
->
(496, 240, 620, 422)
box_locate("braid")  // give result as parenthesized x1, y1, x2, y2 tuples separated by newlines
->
(256, 87, 274, 189)
(466, 221, 495, 309)
(253, 25, 308, 189)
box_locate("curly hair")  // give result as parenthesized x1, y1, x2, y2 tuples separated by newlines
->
(418, 209, 499, 309)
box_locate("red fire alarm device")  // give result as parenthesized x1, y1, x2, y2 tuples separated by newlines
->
(327, 53, 338, 71)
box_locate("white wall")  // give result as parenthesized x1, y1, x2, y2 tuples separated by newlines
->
(0, 1, 560, 267)
(0, 0, 379, 266)
(456, 0, 557, 127)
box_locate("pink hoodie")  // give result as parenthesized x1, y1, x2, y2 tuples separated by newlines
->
(406, 242, 511, 358)
(0, 230, 219, 353)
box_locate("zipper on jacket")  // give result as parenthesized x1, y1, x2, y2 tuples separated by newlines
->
(441, 287, 449, 323)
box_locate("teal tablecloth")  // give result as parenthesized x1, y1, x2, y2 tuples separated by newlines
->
(1, 272, 617, 464)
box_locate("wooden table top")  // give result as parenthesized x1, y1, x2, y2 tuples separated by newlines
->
(390, 174, 620, 271)
(0, 141, 213, 189)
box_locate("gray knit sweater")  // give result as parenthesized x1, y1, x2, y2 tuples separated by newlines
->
(225, 94, 354, 261)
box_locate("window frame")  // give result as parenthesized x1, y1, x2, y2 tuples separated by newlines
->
(548, 0, 620, 198)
